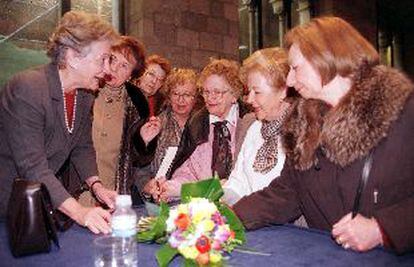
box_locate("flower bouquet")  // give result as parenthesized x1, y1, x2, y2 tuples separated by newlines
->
(137, 178, 246, 266)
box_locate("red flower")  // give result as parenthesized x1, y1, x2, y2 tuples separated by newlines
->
(230, 230, 235, 239)
(196, 235, 211, 253)
(174, 213, 190, 230)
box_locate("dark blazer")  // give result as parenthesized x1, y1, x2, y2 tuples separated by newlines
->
(0, 63, 98, 219)
(234, 64, 414, 254)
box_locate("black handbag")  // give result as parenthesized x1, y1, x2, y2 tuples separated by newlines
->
(7, 179, 60, 257)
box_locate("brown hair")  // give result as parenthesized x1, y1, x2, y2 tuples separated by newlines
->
(111, 36, 146, 79)
(47, 10, 117, 68)
(146, 54, 172, 76)
(198, 58, 244, 99)
(240, 47, 289, 91)
(162, 68, 198, 96)
(284, 16, 379, 85)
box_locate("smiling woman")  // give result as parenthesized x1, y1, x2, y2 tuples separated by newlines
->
(222, 47, 295, 205)
(0, 10, 120, 234)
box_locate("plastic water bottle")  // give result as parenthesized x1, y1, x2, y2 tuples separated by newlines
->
(109, 195, 138, 266)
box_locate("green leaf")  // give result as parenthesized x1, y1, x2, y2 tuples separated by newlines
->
(137, 202, 170, 243)
(183, 258, 198, 267)
(156, 244, 178, 267)
(180, 178, 224, 203)
(218, 205, 246, 244)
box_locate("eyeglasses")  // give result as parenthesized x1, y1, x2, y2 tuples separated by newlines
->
(170, 92, 195, 101)
(144, 69, 165, 84)
(201, 89, 230, 99)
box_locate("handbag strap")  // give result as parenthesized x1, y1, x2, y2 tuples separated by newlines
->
(351, 151, 374, 218)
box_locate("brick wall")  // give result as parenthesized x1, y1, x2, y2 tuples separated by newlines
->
(125, 0, 240, 70)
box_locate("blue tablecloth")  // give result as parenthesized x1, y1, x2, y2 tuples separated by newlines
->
(1, 208, 413, 267)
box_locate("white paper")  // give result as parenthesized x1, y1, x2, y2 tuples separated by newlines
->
(155, 146, 178, 179)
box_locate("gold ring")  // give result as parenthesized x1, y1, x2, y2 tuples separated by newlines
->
(336, 236, 342, 244)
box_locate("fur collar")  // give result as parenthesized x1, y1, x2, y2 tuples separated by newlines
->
(282, 63, 413, 170)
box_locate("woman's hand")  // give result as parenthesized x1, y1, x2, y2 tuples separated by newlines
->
(59, 198, 112, 234)
(332, 213, 383, 252)
(140, 116, 162, 145)
(92, 182, 117, 210)
(143, 178, 159, 197)
(78, 206, 112, 234)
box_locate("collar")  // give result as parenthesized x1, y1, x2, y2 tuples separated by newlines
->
(209, 103, 239, 127)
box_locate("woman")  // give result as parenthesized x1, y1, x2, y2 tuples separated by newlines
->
(89, 35, 145, 206)
(233, 17, 414, 254)
(154, 59, 251, 202)
(135, 68, 200, 199)
(0, 11, 118, 234)
(130, 54, 171, 167)
(222, 48, 292, 205)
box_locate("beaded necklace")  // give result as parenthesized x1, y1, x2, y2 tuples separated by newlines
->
(62, 88, 77, 134)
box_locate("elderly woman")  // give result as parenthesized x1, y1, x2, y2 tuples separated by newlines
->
(130, 54, 171, 167)
(134, 68, 200, 199)
(222, 48, 292, 205)
(233, 17, 414, 254)
(89, 36, 145, 206)
(0, 11, 118, 234)
(154, 59, 251, 202)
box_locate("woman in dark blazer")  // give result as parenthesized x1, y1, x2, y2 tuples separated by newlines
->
(233, 17, 414, 254)
(0, 11, 118, 234)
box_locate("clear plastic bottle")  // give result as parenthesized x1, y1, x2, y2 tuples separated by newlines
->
(110, 195, 138, 266)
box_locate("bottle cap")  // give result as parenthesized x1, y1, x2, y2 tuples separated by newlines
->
(115, 195, 132, 207)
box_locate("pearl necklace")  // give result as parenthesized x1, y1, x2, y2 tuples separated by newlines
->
(62, 88, 77, 134)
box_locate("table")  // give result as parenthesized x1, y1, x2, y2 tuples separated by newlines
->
(1, 210, 413, 267)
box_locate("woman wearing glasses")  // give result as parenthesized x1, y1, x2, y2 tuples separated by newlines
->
(152, 59, 251, 202)
(135, 68, 200, 199)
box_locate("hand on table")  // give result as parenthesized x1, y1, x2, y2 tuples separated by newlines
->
(140, 116, 162, 145)
(92, 182, 117, 210)
(332, 212, 383, 252)
(77, 206, 112, 234)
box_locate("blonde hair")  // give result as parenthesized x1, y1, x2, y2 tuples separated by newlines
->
(284, 16, 379, 85)
(198, 58, 244, 99)
(47, 10, 117, 68)
(162, 68, 198, 96)
(240, 47, 289, 91)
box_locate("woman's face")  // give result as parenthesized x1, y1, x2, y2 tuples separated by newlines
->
(286, 43, 323, 99)
(138, 63, 166, 97)
(202, 74, 237, 119)
(107, 51, 136, 88)
(170, 82, 197, 118)
(71, 39, 112, 91)
(246, 71, 286, 121)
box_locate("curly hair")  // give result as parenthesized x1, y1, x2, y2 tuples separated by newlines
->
(197, 58, 243, 99)
(46, 11, 117, 69)
(162, 68, 198, 96)
(111, 36, 146, 79)
(146, 54, 172, 76)
(239, 47, 289, 91)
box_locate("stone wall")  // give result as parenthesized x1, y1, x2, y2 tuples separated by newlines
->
(124, 0, 240, 70)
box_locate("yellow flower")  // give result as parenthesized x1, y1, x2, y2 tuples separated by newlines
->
(178, 204, 189, 215)
(178, 246, 199, 260)
(210, 252, 222, 263)
(199, 219, 215, 232)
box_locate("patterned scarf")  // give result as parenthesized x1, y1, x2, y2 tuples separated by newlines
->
(211, 120, 232, 179)
(253, 112, 287, 174)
